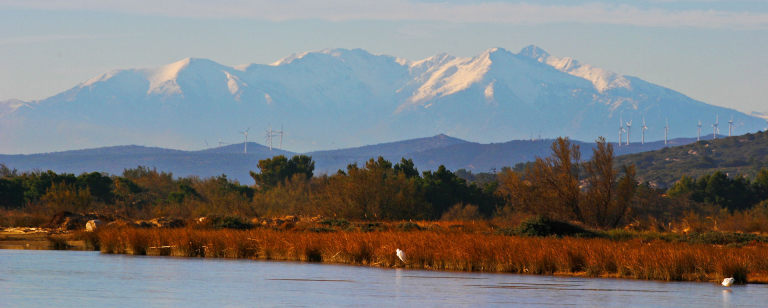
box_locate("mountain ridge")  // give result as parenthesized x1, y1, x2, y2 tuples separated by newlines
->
(2, 46, 765, 154)
(1, 134, 708, 183)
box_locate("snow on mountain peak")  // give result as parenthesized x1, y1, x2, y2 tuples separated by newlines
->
(517, 46, 630, 93)
(0, 99, 28, 117)
(141, 58, 193, 95)
(270, 48, 403, 66)
(399, 49, 504, 112)
(270, 52, 310, 66)
(5, 46, 768, 155)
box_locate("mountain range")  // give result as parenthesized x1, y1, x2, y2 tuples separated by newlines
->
(0, 134, 706, 184)
(2, 46, 765, 155)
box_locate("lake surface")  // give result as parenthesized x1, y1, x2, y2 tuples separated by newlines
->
(0, 249, 764, 307)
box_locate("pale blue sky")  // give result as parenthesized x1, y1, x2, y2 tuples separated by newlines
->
(2, 0, 768, 113)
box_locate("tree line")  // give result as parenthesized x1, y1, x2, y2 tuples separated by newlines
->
(2, 137, 768, 229)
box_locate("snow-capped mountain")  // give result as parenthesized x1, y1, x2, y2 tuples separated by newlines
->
(1, 46, 764, 154)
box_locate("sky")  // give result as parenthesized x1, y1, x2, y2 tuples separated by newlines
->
(1, 0, 768, 114)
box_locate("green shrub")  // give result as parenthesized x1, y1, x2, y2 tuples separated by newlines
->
(503, 215, 595, 238)
(209, 216, 252, 230)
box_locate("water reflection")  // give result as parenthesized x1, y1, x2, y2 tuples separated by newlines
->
(722, 289, 732, 307)
(1, 250, 765, 308)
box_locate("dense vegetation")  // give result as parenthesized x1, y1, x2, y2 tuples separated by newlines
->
(2, 132, 768, 233)
(0, 155, 500, 223)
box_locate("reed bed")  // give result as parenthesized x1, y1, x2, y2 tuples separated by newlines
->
(98, 227, 768, 283)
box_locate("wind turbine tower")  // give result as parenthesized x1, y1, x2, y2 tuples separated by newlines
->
(712, 116, 719, 139)
(697, 120, 702, 141)
(728, 116, 734, 137)
(265, 124, 279, 151)
(641, 117, 648, 144)
(274, 124, 284, 150)
(664, 119, 669, 145)
(218, 137, 231, 148)
(618, 117, 623, 147)
(239, 127, 251, 153)
(626, 119, 632, 146)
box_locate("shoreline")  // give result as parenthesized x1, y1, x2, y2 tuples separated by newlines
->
(0, 229, 87, 250)
(96, 227, 768, 284)
(5, 227, 768, 284)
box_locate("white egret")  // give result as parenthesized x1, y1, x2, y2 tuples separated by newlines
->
(722, 277, 735, 288)
(396, 249, 406, 264)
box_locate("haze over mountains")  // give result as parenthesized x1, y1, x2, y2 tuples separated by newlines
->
(1, 46, 765, 155)
(1, 134, 707, 184)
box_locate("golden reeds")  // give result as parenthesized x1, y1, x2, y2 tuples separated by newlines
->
(98, 227, 768, 283)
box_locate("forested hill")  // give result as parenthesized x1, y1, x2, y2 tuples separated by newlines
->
(615, 130, 768, 187)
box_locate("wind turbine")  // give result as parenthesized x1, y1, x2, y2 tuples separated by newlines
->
(697, 120, 702, 141)
(239, 127, 251, 153)
(641, 117, 648, 144)
(274, 124, 284, 150)
(728, 115, 734, 137)
(664, 119, 669, 145)
(218, 137, 230, 148)
(618, 117, 623, 147)
(205, 140, 210, 149)
(264, 129, 271, 151)
(626, 119, 632, 146)
(264, 124, 277, 151)
(711, 116, 719, 139)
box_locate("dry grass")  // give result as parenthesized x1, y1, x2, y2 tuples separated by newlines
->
(98, 227, 768, 283)
(0, 209, 49, 228)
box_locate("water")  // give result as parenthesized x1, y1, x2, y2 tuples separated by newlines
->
(0, 249, 764, 307)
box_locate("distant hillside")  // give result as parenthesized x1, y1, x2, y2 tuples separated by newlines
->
(198, 142, 295, 155)
(308, 134, 467, 157)
(0, 133, 723, 184)
(407, 136, 704, 173)
(308, 134, 470, 172)
(616, 130, 768, 187)
(40, 145, 188, 156)
(0, 143, 293, 183)
(0, 135, 469, 182)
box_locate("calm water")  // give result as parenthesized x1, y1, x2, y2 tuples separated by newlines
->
(0, 250, 765, 307)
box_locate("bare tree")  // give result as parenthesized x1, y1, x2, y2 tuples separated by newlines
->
(497, 137, 637, 228)
(583, 137, 636, 228)
(498, 137, 583, 222)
